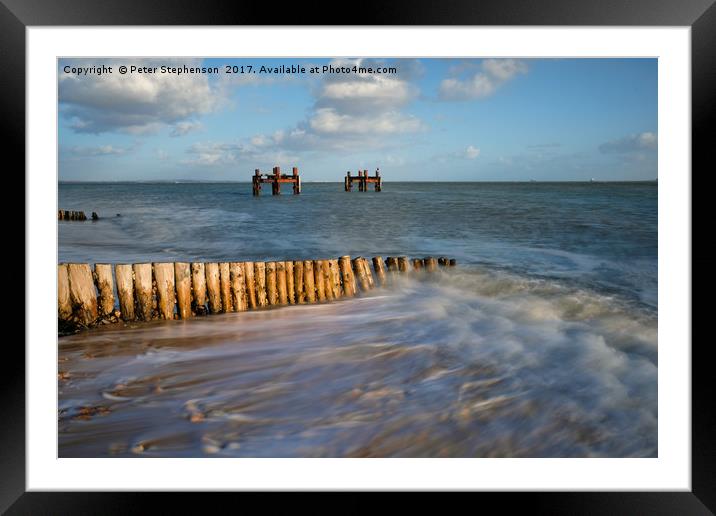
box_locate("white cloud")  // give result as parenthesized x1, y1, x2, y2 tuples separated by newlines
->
(465, 145, 481, 159)
(181, 58, 426, 167)
(59, 58, 225, 134)
(308, 108, 424, 135)
(63, 143, 137, 157)
(599, 132, 658, 154)
(170, 120, 203, 137)
(439, 59, 528, 101)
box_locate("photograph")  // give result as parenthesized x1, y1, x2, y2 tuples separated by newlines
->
(57, 56, 658, 459)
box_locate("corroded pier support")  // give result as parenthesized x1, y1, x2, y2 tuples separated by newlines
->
(252, 166, 301, 196)
(344, 169, 382, 192)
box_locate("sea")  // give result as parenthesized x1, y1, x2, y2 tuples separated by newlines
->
(58, 181, 657, 457)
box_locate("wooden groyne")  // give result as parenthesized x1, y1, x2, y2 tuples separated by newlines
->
(59, 210, 99, 221)
(58, 255, 456, 331)
(252, 166, 301, 196)
(345, 169, 382, 192)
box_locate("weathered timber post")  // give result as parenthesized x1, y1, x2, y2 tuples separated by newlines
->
(133, 263, 154, 321)
(375, 169, 382, 192)
(385, 256, 399, 273)
(57, 264, 72, 320)
(303, 260, 316, 303)
(358, 258, 374, 289)
(174, 262, 192, 319)
(68, 263, 99, 325)
(154, 263, 176, 320)
(293, 167, 301, 195)
(424, 257, 438, 272)
(328, 259, 342, 299)
(338, 256, 356, 297)
(266, 262, 278, 305)
(294, 260, 305, 304)
(273, 167, 281, 195)
(115, 264, 135, 321)
(314, 260, 326, 301)
(412, 258, 424, 270)
(321, 260, 338, 301)
(438, 257, 449, 267)
(253, 169, 261, 196)
(219, 262, 233, 312)
(277, 261, 288, 305)
(397, 256, 410, 274)
(449, 259, 457, 267)
(94, 264, 115, 317)
(372, 256, 387, 285)
(205, 263, 222, 313)
(191, 262, 208, 315)
(353, 257, 370, 291)
(244, 262, 257, 309)
(230, 262, 247, 312)
(285, 261, 295, 304)
(255, 262, 268, 307)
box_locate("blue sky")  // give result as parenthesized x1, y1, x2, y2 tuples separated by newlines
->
(58, 58, 657, 181)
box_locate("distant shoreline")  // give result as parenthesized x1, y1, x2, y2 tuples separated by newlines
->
(59, 179, 659, 185)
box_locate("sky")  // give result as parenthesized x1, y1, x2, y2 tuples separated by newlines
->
(58, 58, 657, 182)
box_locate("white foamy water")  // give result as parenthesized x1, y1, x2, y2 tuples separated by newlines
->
(59, 267, 657, 457)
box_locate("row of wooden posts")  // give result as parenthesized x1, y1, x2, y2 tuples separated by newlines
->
(58, 255, 456, 328)
(58, 210, 99, 221)
(57, 210, 99, 220)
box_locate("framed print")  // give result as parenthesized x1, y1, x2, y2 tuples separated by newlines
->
(7, 0, 712, 512)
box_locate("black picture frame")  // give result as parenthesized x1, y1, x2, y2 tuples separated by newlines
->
(7, 0, 711, 512)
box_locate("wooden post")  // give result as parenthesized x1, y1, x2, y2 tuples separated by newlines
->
(253, 169, 261, 196)
(115, 264, 135, 321)
(303, 260, 316, 303)
(57, 264, 72, 320)
(67, 263, 98, 325)
(449, 259, 457, 267)
(191, 262, 208, 315)
(438, 257, 448, 267)
(292, 167, 300, 195)
(244, 261, 256, 309)
(266, 262, 278, 305)
(361, 257, 375, 288)
(328, 259, 342, 299)
(313, 260, 326, 301)
(94, 264, 114, 317)
(352, 257, 370, 292)
(154, 263, 176, 320)
(277, 261, 288, 305)
(424, 257, 438, 272)
(412, 258, 424, 271)
(398, 256, 410, 274)
(230, 262, 247, 312)
(219, 262, 233, 312)
(338, 256, 356, 297)
(294, 261, 305, 303)
(385, 257, 399, 272)
(205, 263, 222, 313)
(372, 256, 387, 285)
(133, 263, 154, 321)
(285, 261, 295, 304)
(321, 260, 335, 300)
(174, 262, 192, 319)
(255, 262, 268, 307)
